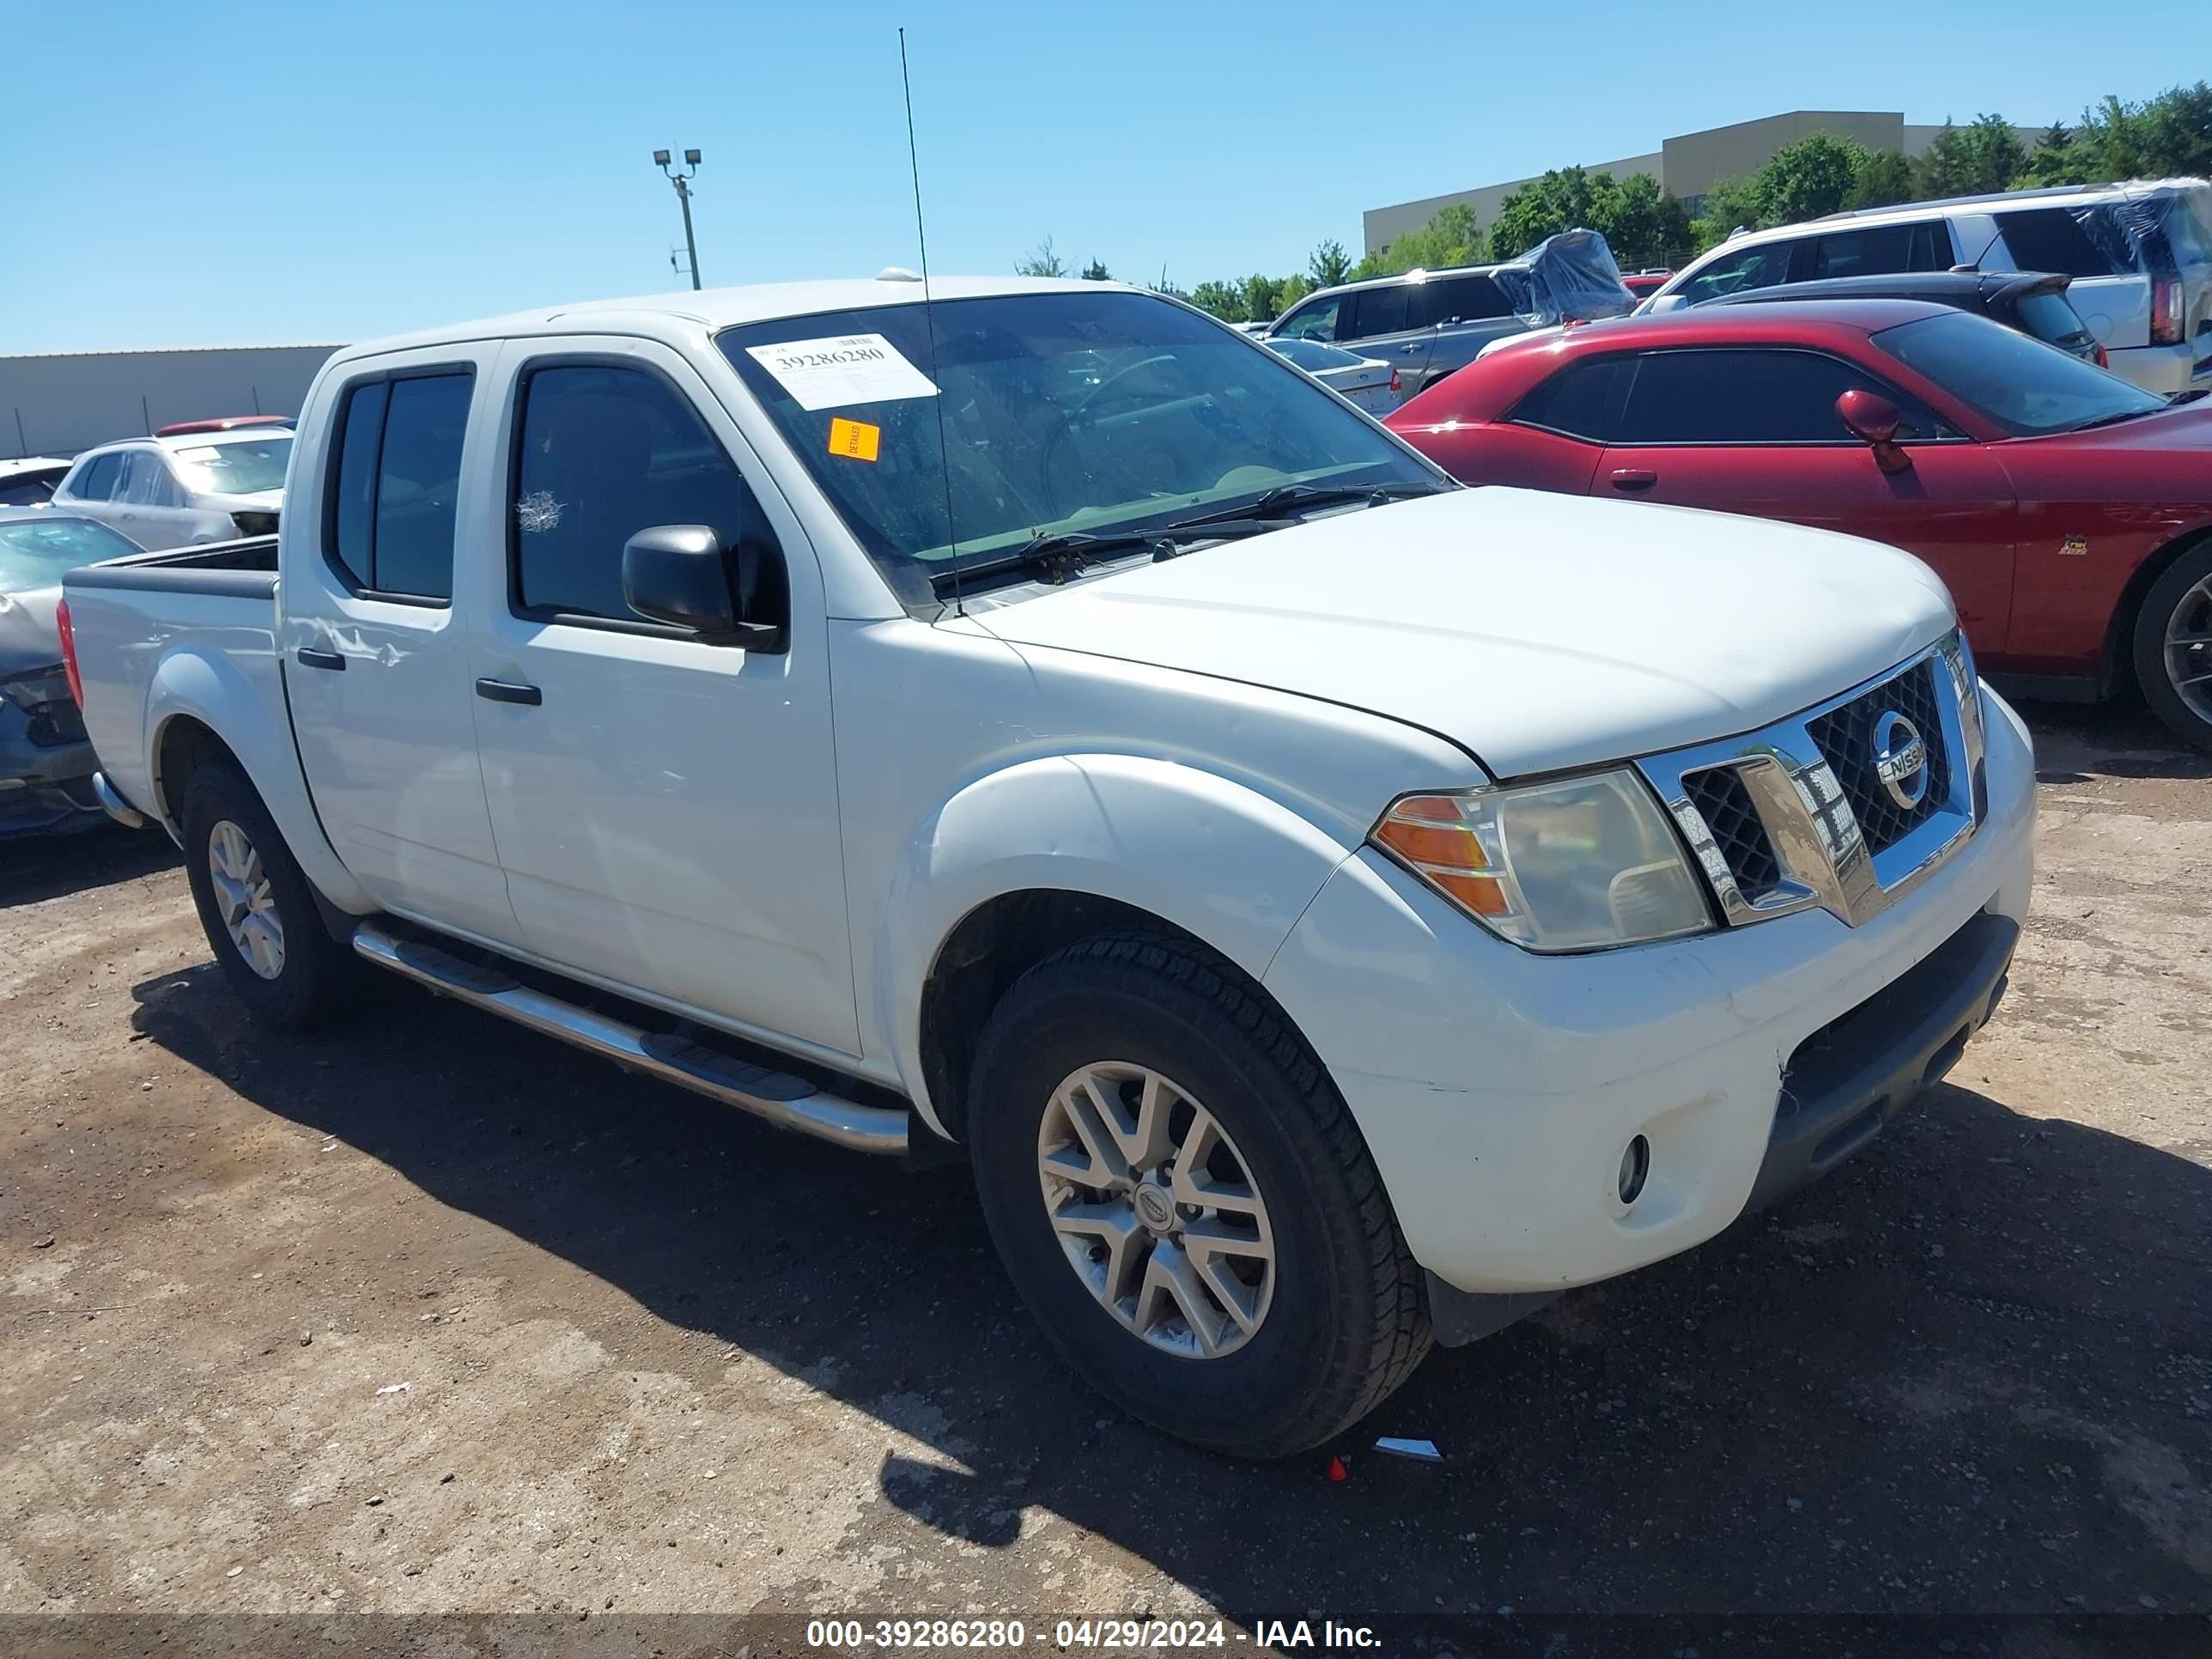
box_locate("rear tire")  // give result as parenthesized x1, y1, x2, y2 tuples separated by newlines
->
(967, 931, 1430, 1459)
(2134, 543, 2212, 751)
(180, 761, 356, 1030)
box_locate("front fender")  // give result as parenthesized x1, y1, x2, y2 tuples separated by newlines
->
(146, 647, 375, 912)
(880, 753, 1358, 1135)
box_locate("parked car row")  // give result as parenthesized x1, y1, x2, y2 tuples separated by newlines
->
(1387, 296, 2212, 748)
(1647, 178, 2212, 397)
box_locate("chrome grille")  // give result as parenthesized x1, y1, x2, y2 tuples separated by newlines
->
(1639, 635, 1984, 932)
(1804, 660, 1951, 854)
(1681, 767, 1783, 902)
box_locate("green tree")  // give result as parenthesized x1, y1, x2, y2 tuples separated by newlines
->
(1957, 114, 2029, 194)
(1307, 238, 1353, 289)
(1015, 234, 1066, 278)
(1241, 273, 1284, 322)
(1275, 272, 1316, 312)
(1187, 279, 1247, 321)
(1911, 121, 1978, 198)
(1366, 202, 1483, 275)
(1080, 257, 1110, 281)
(1845, 147, 1916, 210)
(1487, 168, 1602, 260)
(1691, 174, 1765, 252)
(1751, 133, 1867, 224)
(1600, 172, 1693, 268)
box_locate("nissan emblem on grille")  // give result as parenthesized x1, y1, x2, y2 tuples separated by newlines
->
(1873, 711, 1929, 810)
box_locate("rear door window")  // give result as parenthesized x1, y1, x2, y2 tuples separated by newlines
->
(70, 453, 125, 501)
(1424, 273, 1516, 323)
(1996, 208, 2124, 277)
(1508, 356, 1632, 441)
(1615, 349, 1936, 443)
(1809, 223, 1923, 280)
(322, 369, 472, 601)
(1344, 283, 1413, 339)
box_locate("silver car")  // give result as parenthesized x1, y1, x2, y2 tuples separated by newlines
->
(50, 428, 291, 550)
(0, 508, 145, 836)
(1261, 335, 1405, 414)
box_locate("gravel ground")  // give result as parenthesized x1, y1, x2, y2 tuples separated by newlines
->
(2, 700, 2206, 1656)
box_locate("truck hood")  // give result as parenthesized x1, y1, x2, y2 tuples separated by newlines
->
(970, 488, 1955, 777)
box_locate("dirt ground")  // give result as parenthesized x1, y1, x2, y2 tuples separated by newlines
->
(3, 700, 2207, 1656)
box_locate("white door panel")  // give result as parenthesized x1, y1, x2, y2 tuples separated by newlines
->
(282, 345, 523, 945)
(470, 337, 860, 1055)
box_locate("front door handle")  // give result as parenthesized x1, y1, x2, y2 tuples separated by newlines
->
(296, 647, 346, 671)
(475, 678, 542, 707)
(1609, 468, 1659, 491)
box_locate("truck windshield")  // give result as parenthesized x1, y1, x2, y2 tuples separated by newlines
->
(0, 515, 142, 591)
(172, 435, 293, 497)
(718, 289, 1440, 603)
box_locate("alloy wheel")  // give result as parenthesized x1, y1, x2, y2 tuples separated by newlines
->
(2167, 571, 2212, 726)
(1036, 1061, 1275, 1358)
(207, 818, 285, 981)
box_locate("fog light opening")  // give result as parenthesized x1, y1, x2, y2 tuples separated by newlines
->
(1618, 1135, 1650, 1206)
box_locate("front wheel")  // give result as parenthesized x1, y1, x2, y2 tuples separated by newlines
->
(2134, 543, 2212, 750)
(968, 932, 1430, 1459)
(180, 761, 357, 1030)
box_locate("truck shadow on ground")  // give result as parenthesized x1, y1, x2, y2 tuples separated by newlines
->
(0, 822, 175, 908)
(127, 959, 2211, 1629)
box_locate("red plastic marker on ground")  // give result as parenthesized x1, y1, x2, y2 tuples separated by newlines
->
(1326, 1455, 1348, 1482)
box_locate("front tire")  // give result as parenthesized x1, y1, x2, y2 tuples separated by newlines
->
(2135, 542, 2212, 750)
(968, 932, 1430, 1459)
(180, 761, 356, 1030)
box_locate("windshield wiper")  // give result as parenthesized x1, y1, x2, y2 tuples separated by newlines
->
(928, 529, 1163, 596)
(1169, 479, 1442, 532)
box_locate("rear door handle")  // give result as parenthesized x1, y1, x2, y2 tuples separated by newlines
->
(296, 647, 346, 671)
(1609, 468, 1659, 491)
(475, 678, 542, 706)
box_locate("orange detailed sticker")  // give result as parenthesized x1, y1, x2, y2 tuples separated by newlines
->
(827, 417, 881, 462)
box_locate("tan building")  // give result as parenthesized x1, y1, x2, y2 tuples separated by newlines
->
(1362, 111, 2041, 257)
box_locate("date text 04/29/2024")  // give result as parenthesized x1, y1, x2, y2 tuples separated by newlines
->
(802, 1619, 1382, 1649)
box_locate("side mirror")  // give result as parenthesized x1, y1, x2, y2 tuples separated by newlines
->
(1837, 389, 1911, 474)
(622, 524, 787, 652)
(1644, 293, 1687, 314)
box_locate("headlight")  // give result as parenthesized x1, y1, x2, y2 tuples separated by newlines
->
(1371, 770, 1713, 951)
(0, 664, 70, 712)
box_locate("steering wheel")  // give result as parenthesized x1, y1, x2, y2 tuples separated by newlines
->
(1039, 354, 1183, 518)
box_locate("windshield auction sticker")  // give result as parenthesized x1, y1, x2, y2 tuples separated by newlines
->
(746, 334, 939, 411)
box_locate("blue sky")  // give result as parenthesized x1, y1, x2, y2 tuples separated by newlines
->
(4, 1, 2197, 353)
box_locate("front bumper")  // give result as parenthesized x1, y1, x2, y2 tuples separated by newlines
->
(1261, 685, 2036, 1299)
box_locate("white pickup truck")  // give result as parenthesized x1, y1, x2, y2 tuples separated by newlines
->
(60, 275, 2035, 1457)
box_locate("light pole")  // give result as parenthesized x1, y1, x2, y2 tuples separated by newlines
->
(653, 149, 702, 289)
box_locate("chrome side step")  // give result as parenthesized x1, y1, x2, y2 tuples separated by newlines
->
(351, 921, 908, 1155)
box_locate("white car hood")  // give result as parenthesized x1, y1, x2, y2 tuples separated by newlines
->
(970, 488, 1955, 778)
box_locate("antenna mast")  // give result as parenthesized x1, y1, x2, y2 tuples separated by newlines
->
(898, 27, 963, 616)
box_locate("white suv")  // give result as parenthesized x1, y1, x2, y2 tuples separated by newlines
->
(51, 428, 292, 550)
(1650, 180, 2212, 396)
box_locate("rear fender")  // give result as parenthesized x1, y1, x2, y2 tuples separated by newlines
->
(146, 647, 375, 912)
(879, 753, 1358, 1135)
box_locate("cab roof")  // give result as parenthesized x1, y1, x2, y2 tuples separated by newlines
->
(331, 275, 1127, 366)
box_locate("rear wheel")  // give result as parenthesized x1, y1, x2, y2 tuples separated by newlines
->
(2134, 543, 2212, 750)
(967, 932, 1430, 1459)
(180, 762, 356, 1030)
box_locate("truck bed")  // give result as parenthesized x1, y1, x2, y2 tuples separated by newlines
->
(63, 535, 285, 833)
